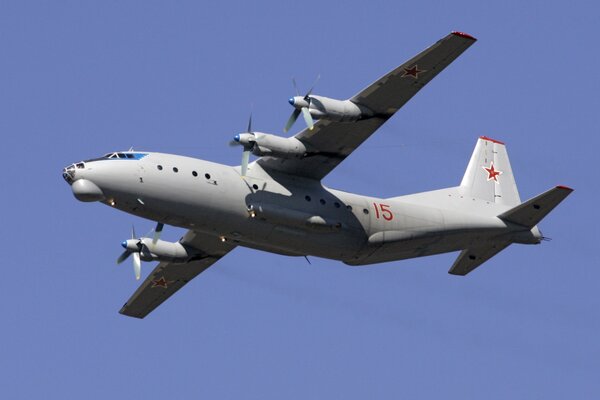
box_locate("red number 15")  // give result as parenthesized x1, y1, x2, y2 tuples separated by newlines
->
(373, 203, 394, 221)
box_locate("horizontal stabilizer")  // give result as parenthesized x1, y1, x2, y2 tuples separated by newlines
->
(498, 186, 574, 229)
(448, 241, 511, 276)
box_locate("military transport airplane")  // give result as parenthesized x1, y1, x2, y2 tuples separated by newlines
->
(62, 32, 572, 318)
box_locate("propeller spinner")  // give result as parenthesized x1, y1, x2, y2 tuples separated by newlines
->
(284, 75, 320, 132)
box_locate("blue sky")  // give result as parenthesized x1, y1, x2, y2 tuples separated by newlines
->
(1, 1, 598, 398)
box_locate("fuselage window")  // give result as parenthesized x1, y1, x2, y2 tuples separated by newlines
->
(320, 199, 326, 205)
(173, 167, 179, 173)
(305, 195, 311, 202)
(252, 184, 259, 190)
(205, 173, 211, 179)
(334, 202, 341, 208)
(363, 208, 369, 214)
(192, 171, 198, 177)
(157, 165, 163, 171)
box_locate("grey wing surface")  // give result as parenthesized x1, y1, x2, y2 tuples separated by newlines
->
(258, 32, 476, 180)
(448, 241, 511, 276)
(119, 230, 236, 319)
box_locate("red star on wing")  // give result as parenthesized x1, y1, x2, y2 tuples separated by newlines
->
(482, 162, 502, 182)
(401, 65, 426, 79)
(151, 277, 172, 289)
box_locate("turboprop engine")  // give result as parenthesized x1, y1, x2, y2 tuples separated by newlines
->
(121, 238, 191, 263)
(234, 132, 307, 158)
(230, 114, 309, 176)
(116, 223, 198, 280)
(288, 95, 371, 123)
(284, 77, 374, 132)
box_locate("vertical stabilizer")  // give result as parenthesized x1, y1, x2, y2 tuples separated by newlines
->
(460, 136, 520, 206)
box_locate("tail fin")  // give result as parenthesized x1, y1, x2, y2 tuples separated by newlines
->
(448, 138, 573, 276)
(460, 136, 520, 206)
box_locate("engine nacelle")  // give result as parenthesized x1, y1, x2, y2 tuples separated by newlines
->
(123, 238, 194, 263)
(290, 95, 373, 122)
(251, 133, 307, 158)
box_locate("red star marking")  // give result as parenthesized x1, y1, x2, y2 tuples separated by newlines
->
(482, 162, 502, 183)
(151, 277, 171, 289)
(402, 65, 426, 79)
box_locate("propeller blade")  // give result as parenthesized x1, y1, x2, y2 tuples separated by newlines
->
(284, 108, 301, 133)
(301, 107, 314, 130)
(116, 250, 131, 264)
(131, 224, 137, 240)
(241, 149, 250, 176)
(246, 113, 253, 133)
(292, 77, 300, 96)
(133, 252, 141, 280)
(306, 74, 321, 98)
(152, 222, 164, 244)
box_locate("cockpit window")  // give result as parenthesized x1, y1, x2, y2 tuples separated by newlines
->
(102, 152, 148, 160)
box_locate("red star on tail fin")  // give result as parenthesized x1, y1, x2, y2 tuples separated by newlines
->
(483, 162, 502, 182)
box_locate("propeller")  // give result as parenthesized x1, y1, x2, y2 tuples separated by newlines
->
(230, 114, 256, 176)
(116, 222, 164, 280)
(284, 75, 320, 132)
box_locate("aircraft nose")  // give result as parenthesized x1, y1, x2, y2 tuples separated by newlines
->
(62, 164, 77, 184)
(62, 161, 104, 202)
(62, 161, 87, 184)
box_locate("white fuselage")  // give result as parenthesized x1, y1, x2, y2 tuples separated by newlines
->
(64, 152, 538, 266)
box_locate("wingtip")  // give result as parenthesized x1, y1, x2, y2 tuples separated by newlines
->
(479, 136, 505, 145)
(119, 306, 145, 319)
(556, 185, 574, 192)
(452, 31, 477, 41)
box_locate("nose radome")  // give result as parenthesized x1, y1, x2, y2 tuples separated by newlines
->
(71, 179, 105, 202)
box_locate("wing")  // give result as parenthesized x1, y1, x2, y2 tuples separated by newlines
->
(119, 230, 235, 318)
(258, 32, 476, 180)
